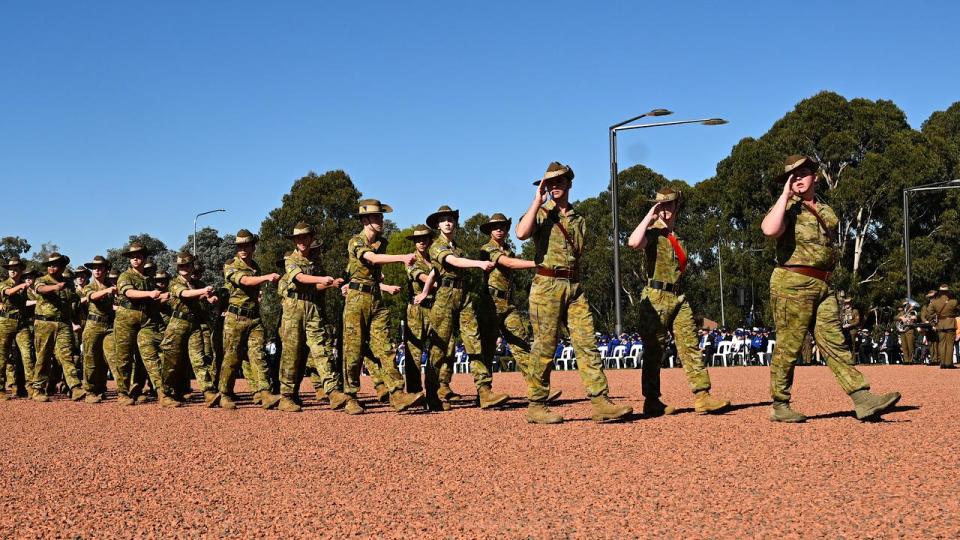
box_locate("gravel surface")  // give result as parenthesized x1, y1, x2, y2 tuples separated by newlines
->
(1, 365, 954, 538)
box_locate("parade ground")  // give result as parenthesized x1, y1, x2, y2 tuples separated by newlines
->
(1, 365, 956, 538)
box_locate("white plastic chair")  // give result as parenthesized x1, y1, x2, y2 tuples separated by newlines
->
(607, 345, 627, 369)
(555, 346, 575, 370)
(758, 340, 775, 365)
(712, 341, 732, 367)
(623, 344, 642, 369)
(454, 350, 470, 373)
(598, 345, 609, 361)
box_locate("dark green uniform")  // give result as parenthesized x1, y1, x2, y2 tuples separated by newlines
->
(31, 274, 82, 394)
(114, 268, 162, 400)
(219, 256, 272, 396)
(80, 278, 115, 395)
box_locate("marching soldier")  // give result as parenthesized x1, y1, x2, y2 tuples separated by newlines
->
(514, 161, 632, 424)
(218, 229, 282, 410)
(414, 205, 509, 412)
(277, 222, 344, 413)
(80, 256, 116, 403)
(403, 225, 436, 395)
(626, 188, 731, 416)
(760, 154, 900, 422)
(1, 257, 33, 399)
(30, 253, 85, 401)
(896, 300, 918, 364)
(927, 284, 958, 369)
(113, 243, 165, 406)
(341, 199, 424, 415)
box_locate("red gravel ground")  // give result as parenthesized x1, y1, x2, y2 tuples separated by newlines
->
(1, 365, 955, 538)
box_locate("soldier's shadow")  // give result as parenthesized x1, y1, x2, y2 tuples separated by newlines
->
(671, 401, 772, 415)
(807, 404, 919, 422)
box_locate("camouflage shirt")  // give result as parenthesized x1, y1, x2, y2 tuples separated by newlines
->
(82, 279, 114, 319)
(168, 275, 205, 316)
(117, 268, 151, 309)
(407, 251, 434, 300)
(644, 219, 684, 285)
(775, 196, 839, 271)
(346, 232, 384, 285)
(0, 277, 30, 316)
(32, 274, 72, 320)
(223, 256, 261, 310)
(530, 199, 583, 270)
(279, 250, 324, 304)
(481, 239, 513, 292)
(429, 235, 464, 280)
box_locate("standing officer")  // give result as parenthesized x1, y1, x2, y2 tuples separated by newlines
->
(342, 199, 424, 415)
(277, 222, 343, 413)
(760, 155, 901, 422)
(927, 284, 958, 369)
(414, 205, 509, 412)
(626, 188, 731, 416)
(113, 243, 164, 406)
(896, 300, 918, 364)
(514, 161, 633, 424)
(218, 229, 282, 409)
(80, 256, 116, 403)
(31, 253, 85, 401)
(921, 289, 938, 365)
(0, 257, 33, 400)
(840, 295, 861, 355)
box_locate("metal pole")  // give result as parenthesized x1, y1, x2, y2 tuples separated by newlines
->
(717, 234, 726, 327)
(609, 128, 622, 335)
(193, 209, 226, 256)
(903, 189, 911, 301)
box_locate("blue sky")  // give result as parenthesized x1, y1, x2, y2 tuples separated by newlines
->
(2, 1, 958, 262)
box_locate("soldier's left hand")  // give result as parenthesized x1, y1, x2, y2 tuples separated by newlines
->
(206, 295, 219, 304)
(382, 285, 401, 295)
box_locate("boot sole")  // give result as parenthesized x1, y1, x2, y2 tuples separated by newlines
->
(696, 401, 732, 414)
(393, 394, 425, 413)
(856, 393, 902, 420)
(525, 416, 564, 424)
(261, 398, 281, 410)
(592, 407, 633, 423)
(479, 396, 510, 409)
(768, 412, 807, 423)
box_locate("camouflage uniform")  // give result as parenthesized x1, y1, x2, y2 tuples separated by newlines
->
(342, 233, 407, 396)
(219, 256, 272, 396)
(635, 220, 711, 398)
(768, 196, 869, 402)
(160, 275, 217, 397)
(404, 251, 434, 393)
(114, 268, 162, 400)
(927, 292, 958, 367)
(526, 200, 609, 401)
(478, 238, 532, 380)
(425, 235, 493, 394)
(0, 277, 33, 395)
(31, 273, 82, 394)
(80, 278, 115, 395)
(278, 250, 338, 399)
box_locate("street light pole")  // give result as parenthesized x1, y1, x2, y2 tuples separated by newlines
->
(717, 233, 726, 328)
(608, 112, 727, 334)
(902, 179, 960, 300)
(193, 208, 226, 256)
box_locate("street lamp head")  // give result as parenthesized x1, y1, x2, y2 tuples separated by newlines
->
(948, 179, 960, 185)
(701, 118, 728, 126)
(648, 109, 673, 117)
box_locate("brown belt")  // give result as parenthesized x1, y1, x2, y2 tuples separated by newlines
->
(536, 267, 580, 281)
(227, 305, 260, 319)
(779, 265, 832, 282)
(348, 282, 376, 294)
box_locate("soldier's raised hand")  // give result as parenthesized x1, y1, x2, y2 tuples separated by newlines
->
(782, 174, 796, 198)
(535, 179, 549, 205)
(266, 273, 280, 283)
(477, 260, 496, 272)
(148, 290, 161, 300)
(402, 253, 416, 266)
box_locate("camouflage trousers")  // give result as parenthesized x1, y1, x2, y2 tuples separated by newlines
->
(0, 318, 33, 391)
(527, 275, 608, 402)
(425, 285, 494, 396)
(403, 303, 431, 393)
(81, 320, 113, 395)
(342, 289, 405, 396)
(636, 288, 711, 398)
(219, 313, 271, 395)
(478, 292, 533, 380)
(899, 330, 916, 364)
(33, 320, 81, 393)
(113, 307, 162, 399)
(769, 268, 869, 403)
(160, 317, 216, 396)
(279, 298, 338, 398)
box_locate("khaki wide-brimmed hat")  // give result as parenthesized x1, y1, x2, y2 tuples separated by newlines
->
(939, 283, 951, 291)
(153, 271, 170, 281)
(776, 154, 820, 183)
(74, 266, 91, 276)
(143, 259, 156, 272)
(649, 187, 682, 204)
(479, 213, 512, 234)
(234, 229, 257, 245)
(405, 224, 435, 241)
(62, 269, 74, 279)
(122, 242, 152, 258)
(926, 290, 937, 298)
(83, 255, 111, 269)
(22, 265, 39, 278)
(357, 199, 393, 216)
(176, 252, 195, 266)
(532, 161, 575, 185)
(426, 205, 460, 229)
(2, 257, 26, 270)
(41, 252, 70, 267)
(107, 270, 120, 280)
(284, 221, 315, 239)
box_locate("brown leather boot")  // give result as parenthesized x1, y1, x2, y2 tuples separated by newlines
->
(525, 402, 564, 424)
(70, 387, 87, 401)
(116, 394, 135, 407)
(850, 389, 901, 421)
(84, 393, 103, 404)
(374, 383, 390, 403)
(389, 390, 424, 413)
(316, 389, 328, 404)
(438, 384, 462, 402)
(591, 396, 632, 422)
(252, 391, 263, 405)
(260, 392, 282, 410)
(328, 390, 350, 410)
(220, 394, 238, 410)
(694, 391, 731, 414)
(642, 398, 677, 417)
(278, 395, 302, 413)
(546, 388, 562, 402)
(477, 385, 509, 409)
(32, 392, 50, 403)
(344, 396, 365, 415)
(769, 401, 806, 423)
(204, 391, 221, 407)
(160, 394, 182, 408)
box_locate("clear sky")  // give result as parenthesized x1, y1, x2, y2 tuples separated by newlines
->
(2, 1, 958, 262)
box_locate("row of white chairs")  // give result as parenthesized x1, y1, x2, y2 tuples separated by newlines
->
(710, 340, 776, 366)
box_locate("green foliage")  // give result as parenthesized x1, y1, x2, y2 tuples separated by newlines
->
(180, 227, 235, 288)
(30, 242, 60, 265)
(1, 236, 30, 264)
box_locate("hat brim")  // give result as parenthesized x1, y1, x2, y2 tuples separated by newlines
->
(479, 218, 512, 234)
(234, 236, 257, 245)
(405, 231, 435, 241)
(775, 156, 819, 183)
(2, 261, 25, 270)
(532, 167, 575, 185)
(41, 256, 70, 267)
(426, 210, 460, 229)
(358, 203, 393, 216)
(83, 260, 109, 269)
(649, 194, 681, 204)
(284, 231, 314, 240)
(122, 249, 151, 258)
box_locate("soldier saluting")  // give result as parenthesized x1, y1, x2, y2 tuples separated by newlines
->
(760, 154, 900, 422)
